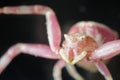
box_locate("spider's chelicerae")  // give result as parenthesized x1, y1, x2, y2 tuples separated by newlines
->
(0, 5, 120, 80)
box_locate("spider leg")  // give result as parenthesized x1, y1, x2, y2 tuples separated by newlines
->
(91, 40, 120, 80)
(66, 64, 84, 80)
(0, 43, 59, 74)
(53, 60, 84, 80)
(0, 5, 61, 53)
(68, 21, 118, 45)
(92, 40, 120, 60)
(53, 60, 66, 80)
(94, 60, 113, 80)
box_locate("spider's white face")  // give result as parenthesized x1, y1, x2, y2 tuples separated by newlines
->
(59, 33, 98, 64)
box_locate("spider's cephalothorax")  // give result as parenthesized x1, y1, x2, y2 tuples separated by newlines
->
(59, 33, 98, 64)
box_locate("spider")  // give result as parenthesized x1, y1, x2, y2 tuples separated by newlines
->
(0, 5, 120, 80)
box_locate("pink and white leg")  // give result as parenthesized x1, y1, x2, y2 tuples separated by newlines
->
(66, 64, 84, 80)
(94, 60, 112, 80)
(53, 60, 84, 80)
(0, 5, 62, 75)
(0, 43, 59, 74)
(92, 40, 120, 60)
(53, 60, 66, 80)
(91, 40, 120, 80)
(0, 5, 61, 53)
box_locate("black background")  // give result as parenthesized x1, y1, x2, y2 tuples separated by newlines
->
(0, 0, 120, 80)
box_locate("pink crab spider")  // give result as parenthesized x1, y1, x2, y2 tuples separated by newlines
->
(0, 5, 119, 80)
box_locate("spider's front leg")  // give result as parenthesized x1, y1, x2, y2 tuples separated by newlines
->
(0, 5, 62, 76)
(0, 43, 59, 73)
(92, 40, 120, 60)
(91, 40, 120, 80)
(0, 5, 61, 53)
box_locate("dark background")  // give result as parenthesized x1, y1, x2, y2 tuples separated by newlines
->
(0, 0, 120, 80)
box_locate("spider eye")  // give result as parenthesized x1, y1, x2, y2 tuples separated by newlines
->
(79, 36, 85, 40)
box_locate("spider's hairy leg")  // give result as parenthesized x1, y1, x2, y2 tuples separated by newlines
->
(0, 5, 61, 53)
(92, 40, 120, 60)
(0, 43, 59, 74)
(53, 60, 85, 80)
(91, 40, 120, 80)
(53, 60, 66, 80)
(94, 60, 113, 80)
(66, 64, 84, 80)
